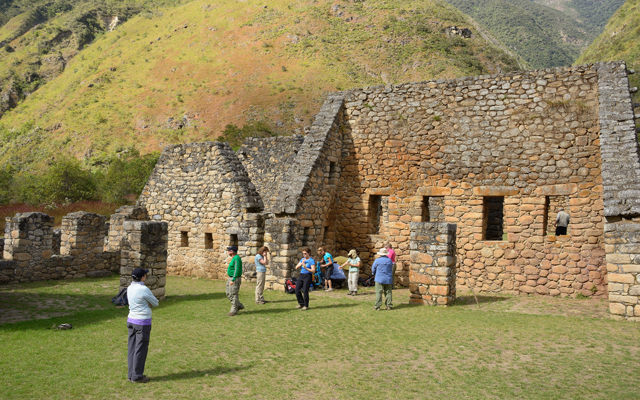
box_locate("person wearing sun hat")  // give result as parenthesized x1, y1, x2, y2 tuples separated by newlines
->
(371, 247, 394, 310)
(127, 267, 159, 383)
(225, 245, 244, 316)
(341, 249, 361, 296)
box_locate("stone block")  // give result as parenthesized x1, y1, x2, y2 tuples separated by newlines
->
(609, 302, 626, 315)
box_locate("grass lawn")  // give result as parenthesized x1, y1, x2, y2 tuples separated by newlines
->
(1, 276, 639, 399)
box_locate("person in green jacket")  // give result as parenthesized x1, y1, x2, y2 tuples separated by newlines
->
(226, 246, 244, 316)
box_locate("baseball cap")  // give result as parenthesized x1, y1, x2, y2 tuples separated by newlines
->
(132, 268, 149, 279)
(227, 246, 238, 252)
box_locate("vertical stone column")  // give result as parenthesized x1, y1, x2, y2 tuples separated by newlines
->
(120, 221, 168, 300)
(105, 206, 149, 252)
(241, 212, 265, 282)
(264, 217, 298, 291)
(605, 220, 640, 321)
(3, 213, 54, 280)
(409, 222, 457, 306)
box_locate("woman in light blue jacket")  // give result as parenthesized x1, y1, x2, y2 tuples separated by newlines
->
(127, 268, 159, 383)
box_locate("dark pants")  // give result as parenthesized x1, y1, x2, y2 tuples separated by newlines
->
(127, 323, 151, 381)
(556, 226, 567, 236)
(295, 273, 312, 307)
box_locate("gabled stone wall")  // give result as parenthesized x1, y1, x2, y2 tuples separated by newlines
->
(237, 135, 304, 212)
(137, 142, 265, 280)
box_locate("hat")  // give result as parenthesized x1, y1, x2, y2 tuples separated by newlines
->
(348, 249, 358, 257)
(227, 245, 238, 252)
(132, 268, 149, 279)
(377, 247, 388, 256)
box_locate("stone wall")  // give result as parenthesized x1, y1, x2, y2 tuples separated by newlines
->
(332, 64, 607, 296)
(237, 135, 304, 212)
(409, 222, 457, 305)
(119, 220, 168, 300)
(0, 212, 118, 283)
(137, 142, 265, 280)
(105, 205, 148, 252)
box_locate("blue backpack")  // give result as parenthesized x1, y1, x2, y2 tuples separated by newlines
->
(111, 287, 128, 306)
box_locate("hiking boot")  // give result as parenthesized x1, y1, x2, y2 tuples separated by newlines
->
(301, 306, 308, 311)
(326, 288, 333, 292)
(226, 312, 237, 316)
(130, 376, 151, 383)
(374, 307, 380, 311)
(238, 304, 245, 310)
(386, 306, 392, 310)
(256, 301, 265, 305)
(353, 292, 357, 296)
(296, 304, 303, 309)
(347, 292, 352, 296)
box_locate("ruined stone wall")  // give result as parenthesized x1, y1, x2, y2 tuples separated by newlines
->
(264, 94, 347, 290)
(409, 222, 457, 305)
(137, 142, 264, 280)
(334, 64, 607, 296)
(0, 212, 118, 283)
(237, 136, 304, 212)
(120, 221, 168, 300)
(604, 220, 640, 321)
(105, 205, 148, 252)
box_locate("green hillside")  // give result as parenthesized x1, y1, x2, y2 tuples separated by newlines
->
(444, 0, 596, 68)
(531, 0, 625, 31)
(0, 0, 521, 179)
(577, 0, 640, 113)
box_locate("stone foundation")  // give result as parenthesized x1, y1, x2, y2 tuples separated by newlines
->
(604, 220, 640, 320)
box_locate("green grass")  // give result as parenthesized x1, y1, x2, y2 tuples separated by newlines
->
(1, 276, 639, 399)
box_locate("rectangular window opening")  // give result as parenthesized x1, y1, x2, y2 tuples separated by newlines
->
(205, 232, 213, 249)
(483, 197, 504, 241)
(422, 197, 431, 222)
(180, 231, 189, 247)
(302, 228, 312, 246)
(229, 234, 238, 247)
(369, 195, 382, 234)
(543, 196, 550, 236)
(329, 162, 339, 180)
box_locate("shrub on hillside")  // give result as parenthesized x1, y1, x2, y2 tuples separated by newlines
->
(217, 122, 275, 150)
(0, 166, 14, 205)
(97, 150, 159, 204)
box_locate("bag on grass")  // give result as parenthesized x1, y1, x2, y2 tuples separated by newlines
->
(359, 275, 375, 287)
(111, 287, 128, 306)
(285, 279, 296, 294)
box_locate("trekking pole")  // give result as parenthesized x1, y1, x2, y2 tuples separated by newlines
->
(459, 263, 479, 306)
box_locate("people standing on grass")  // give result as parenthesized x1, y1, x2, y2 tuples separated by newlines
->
(372, 247, 394, 311)
(555, 208, 570, 236)
(254, 246, 269, 305)
(294, 247, 316, 311)
(318, 247, 335, 292)
(342, 249, 361, 296)
(225, 245, 244, 316)
(127, 268, 159, 383)
(385, 243, 397, 286)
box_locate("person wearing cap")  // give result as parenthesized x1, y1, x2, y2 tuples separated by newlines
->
(254, 246, 269, 305)
(371, 247, 394, 310)
(127, 268, 159, 383)
(226, 246, 244, 316)
(555, 208, 570, 236)
(341, 249, 361, 296)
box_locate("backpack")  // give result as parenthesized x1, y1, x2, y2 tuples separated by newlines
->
(111, 287, 128, 306)
(285, 278, 296, 294)
(359, 275, 375, 287)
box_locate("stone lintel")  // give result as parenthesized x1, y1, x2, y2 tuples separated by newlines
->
(416, 187, 452, 197)
(472, 186, 520, 196)
(534, 183, 578, 196)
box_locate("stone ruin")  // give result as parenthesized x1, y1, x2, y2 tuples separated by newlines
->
(2, 61, 640, 319)
(0, 206, 168, 300)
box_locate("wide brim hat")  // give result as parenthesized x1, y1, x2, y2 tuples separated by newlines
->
(377, 248, 388, 256)
(348, 249, 358, 257)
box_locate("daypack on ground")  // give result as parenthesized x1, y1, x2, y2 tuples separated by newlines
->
(111, 287, 128, 306)
(285, 279, 296, 294)
(359, 275, 375, 287)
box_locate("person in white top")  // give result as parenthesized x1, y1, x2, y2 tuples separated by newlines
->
(127, 268, 159, 383)
(341, 249, 361, 296)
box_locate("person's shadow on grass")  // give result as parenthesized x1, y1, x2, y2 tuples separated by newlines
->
(152, 364, 253, 381)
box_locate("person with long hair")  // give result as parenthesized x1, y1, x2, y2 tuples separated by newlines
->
(254, 246, 269, 304)
(294, 247, 316, 311)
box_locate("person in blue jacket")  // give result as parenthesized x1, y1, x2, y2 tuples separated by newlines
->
(127, 268, 159, 383)
(371, 247, 394, 310)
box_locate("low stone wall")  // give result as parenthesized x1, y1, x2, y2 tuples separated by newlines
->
(409, 222, 457, 305)
(119, 221, 168, 300)
(105, 205, 149, 252)
(0, 211, 118, 283)
(605, 220, 640, 321)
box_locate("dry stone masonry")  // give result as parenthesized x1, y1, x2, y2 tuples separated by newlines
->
(3, 61, 638, 316)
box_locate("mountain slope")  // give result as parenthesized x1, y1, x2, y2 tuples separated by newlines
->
(0, 0, 521, 173)
(577, 0, 640, 109)
(532, 0, 626, 31)
(443, 0, 596, 68)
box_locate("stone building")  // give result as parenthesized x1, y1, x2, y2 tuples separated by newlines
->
(135, 62, 639, 317)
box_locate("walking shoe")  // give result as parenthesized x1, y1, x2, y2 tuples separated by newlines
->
(374, 307, 380, 311)
(326, 288, 333, 292)
(256, 301, 265, 305)
(238, 304, 245, 310)
(386, 306, 392, 310)
(226, 312, 237, 316)
(301, 306, 308, 311)
(296, 304, 303, 309)
(130, 376, 151, 383)
(353, 292, 357, 296)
